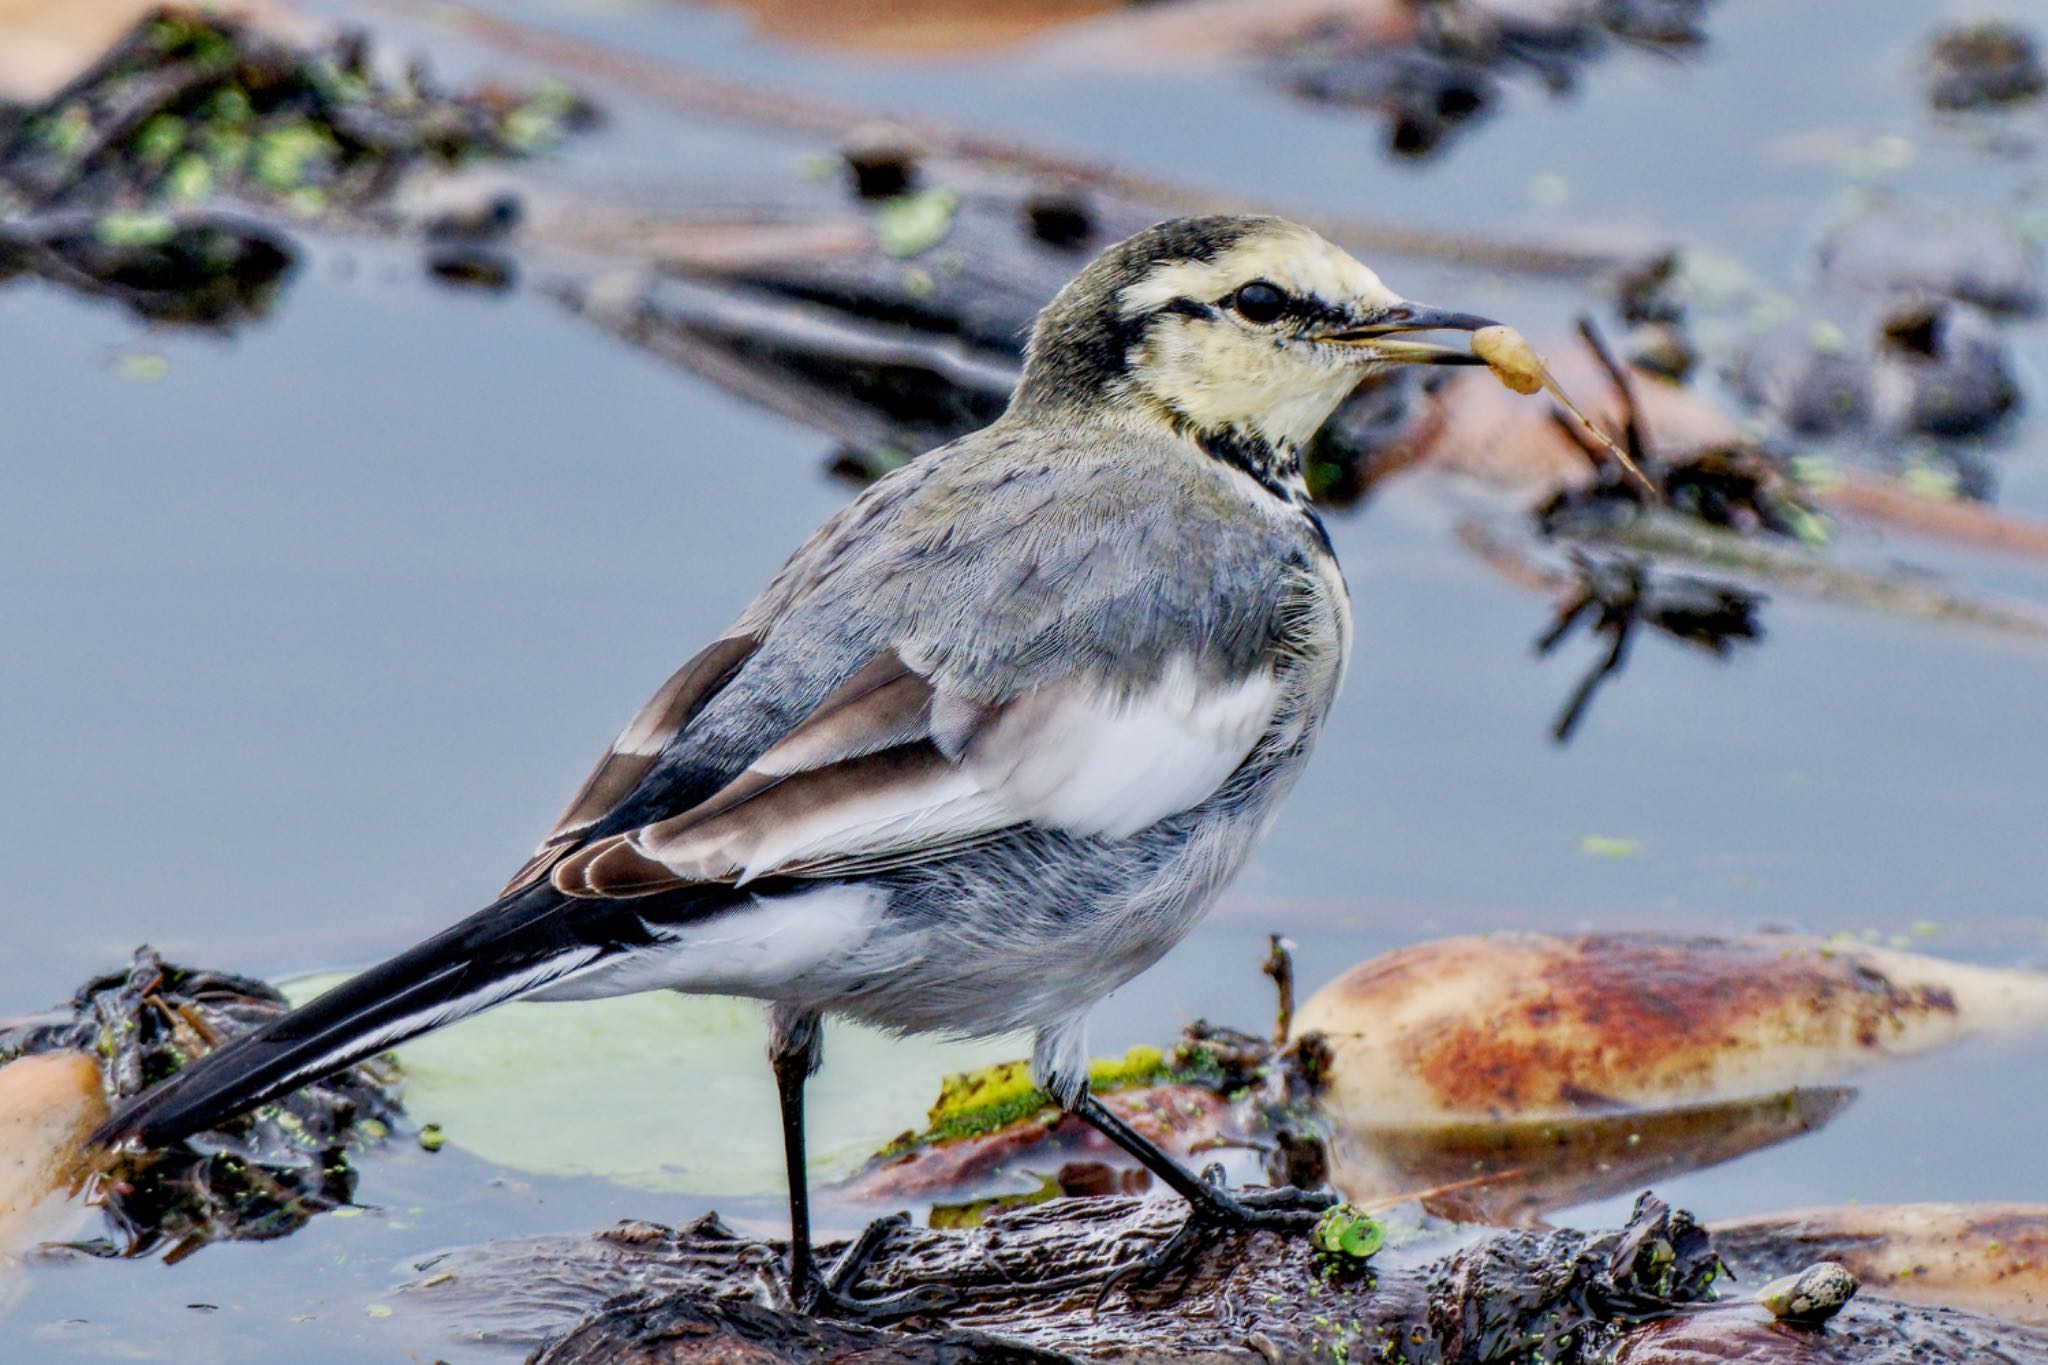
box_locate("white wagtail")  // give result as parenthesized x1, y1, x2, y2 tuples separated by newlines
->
(93, 215, 1498, 1313)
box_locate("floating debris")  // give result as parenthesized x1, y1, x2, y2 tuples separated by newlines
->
(874, 185, 959, 258)
(425, 242, 516, 291)
(1533, 549, 1763, 742)
(1301, 932, 2048, 1127)
(1926, 21, 2046, 112)
(0, 1052, 107, 1257)
(0, 947, 403, 1260)
(0, 207, 292, 323)
(1, 9, 591, 215)
(1310, 1203, 1385, 1264)
(0, 6, 593, 322)
(1270, 0, 1718, 159)
(1729, 296, 2022, 462)
(837, 123, 921, 199)
(1425, 1193, 1723, 1360)
(837, 1007, 1330, 1211)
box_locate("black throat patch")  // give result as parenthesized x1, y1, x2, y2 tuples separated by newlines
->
(1187, 422, 1334, 555)
(1193, 425, 1306, 504)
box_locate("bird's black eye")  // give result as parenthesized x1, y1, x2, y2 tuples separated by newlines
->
(1229, 281, 1288, 325)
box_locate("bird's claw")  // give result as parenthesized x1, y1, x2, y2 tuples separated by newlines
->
(1211, 1183, 1337, 1225)
(1097, 1184, 1337, 1306)
(796, 1212, 960, 1323)
(807, 1280, 959, 1323)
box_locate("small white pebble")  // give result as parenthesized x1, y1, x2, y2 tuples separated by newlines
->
(1757, 1261, 1858, 1323)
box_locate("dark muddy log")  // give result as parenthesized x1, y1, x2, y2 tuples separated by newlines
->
(551, 1296, 2048, 1365)
(382, 1192, 2048, 1364)
(404, 1192, 1720, 1362)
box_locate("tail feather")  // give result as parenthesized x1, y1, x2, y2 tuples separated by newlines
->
(89, 882, 625, 1148)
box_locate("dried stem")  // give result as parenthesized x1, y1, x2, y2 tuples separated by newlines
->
(1263, 934, 1296, 1047)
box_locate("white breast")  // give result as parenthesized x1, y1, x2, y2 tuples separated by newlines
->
(969, 658, 1281, 838)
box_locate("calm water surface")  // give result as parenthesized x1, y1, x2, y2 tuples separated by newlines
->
(4, 0, 2047, 1357)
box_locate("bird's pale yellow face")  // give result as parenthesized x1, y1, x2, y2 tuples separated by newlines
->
(1011, 215, 1496, 497)
(1114, 221, 1492, 451)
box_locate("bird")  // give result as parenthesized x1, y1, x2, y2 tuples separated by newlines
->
(90, 214, 1497, 1315)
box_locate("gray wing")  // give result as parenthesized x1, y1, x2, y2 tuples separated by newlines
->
(551, 643, 1281, 895)
(510, 424, 1323, 901)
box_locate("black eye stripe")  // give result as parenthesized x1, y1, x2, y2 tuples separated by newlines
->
(1157, 296, 1218, 321)
(1158, 284, 1354, 330)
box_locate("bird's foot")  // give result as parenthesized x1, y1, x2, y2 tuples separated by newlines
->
(798, 1212, 960, 1323)
(1099, 1172, 1337, 1305)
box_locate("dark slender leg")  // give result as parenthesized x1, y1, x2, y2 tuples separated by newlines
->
(769, 1029, 821, 1307)
(766, 1009, 955, 1322)
(1072, 1094, 1332, 1223)
(1072, 1092, 1333, 1298)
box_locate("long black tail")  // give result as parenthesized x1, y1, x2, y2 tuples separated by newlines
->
(89, 881, 636, 1148)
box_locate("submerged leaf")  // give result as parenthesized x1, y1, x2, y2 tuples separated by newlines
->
(876, 187, 959, 258)
(283, 975, 1020, 1195)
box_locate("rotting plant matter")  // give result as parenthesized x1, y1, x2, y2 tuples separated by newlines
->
(0, 946, 403, 1261)
(0, 6, 593, 322)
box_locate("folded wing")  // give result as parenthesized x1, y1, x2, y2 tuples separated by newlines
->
(552, 649, 1280, 896)
(501, 634, 760, 895)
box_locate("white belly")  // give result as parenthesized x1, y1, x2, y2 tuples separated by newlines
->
(524, 884, 898, 1001)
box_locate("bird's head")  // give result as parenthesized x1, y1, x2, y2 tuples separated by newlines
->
(1012, 215, 1495, 494)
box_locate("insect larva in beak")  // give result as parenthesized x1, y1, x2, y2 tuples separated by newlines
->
(1474, 324, 1659, 497)
(1472, 324, 1545, 395)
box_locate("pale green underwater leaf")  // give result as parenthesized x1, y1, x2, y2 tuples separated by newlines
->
(875, 187, 958, 258)
(284, 974, 1023, 1195)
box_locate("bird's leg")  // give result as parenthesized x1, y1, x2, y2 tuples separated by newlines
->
(766, 1008, 954, 1323)
(1030, 1020, 1331, 1298)
(1070, 1093, 1334, 1297)
(768, 1010, 824, 1308)
(1071, 1094, 1334, 1225)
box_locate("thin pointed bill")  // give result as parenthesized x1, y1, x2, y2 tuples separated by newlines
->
(1318, 302, 1500, 367)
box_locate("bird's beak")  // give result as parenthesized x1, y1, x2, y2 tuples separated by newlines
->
(1318, 302, 1499, 367)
